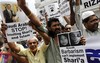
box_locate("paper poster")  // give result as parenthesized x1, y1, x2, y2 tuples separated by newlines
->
(58, 0, 70, 16)
(37, 7, 46, 27)
(57, 30, 88, 63)
(0, 2, 29, 23)
(6, 22, 34, 42)
(58, 30, 82, 46)
(60, 46, 87, 63)
(45, 2, 60, 18)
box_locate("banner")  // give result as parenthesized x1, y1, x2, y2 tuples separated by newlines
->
(85, 35, 100, 63)
(6, 22, 34, 42)
(81, 0, 100, 11)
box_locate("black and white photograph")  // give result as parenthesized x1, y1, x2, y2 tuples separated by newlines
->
(58, 33, 70, 47)
(69, 30, 82, 46)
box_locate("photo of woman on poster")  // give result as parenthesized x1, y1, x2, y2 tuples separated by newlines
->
(69, 30, 82, 46)
(58, 33, 70, 47)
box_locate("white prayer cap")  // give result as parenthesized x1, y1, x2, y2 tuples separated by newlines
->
(82, 11, 95, 20)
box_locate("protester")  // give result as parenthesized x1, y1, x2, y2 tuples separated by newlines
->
(17, 0, 62, 63)
(82, 11, 100, 37)
(1, 24, 48, 63)
(1, 23, 48, 63)
(64, 24, 72, 32)
(69, 0, 100, 37)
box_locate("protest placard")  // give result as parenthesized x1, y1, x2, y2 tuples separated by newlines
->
(0, 2, 29, 23)
(0, 2, 18, 23)
(58, 0, 70, 16)
(6, 22, 35, 42)
(58, 30, 82, 47)
(37, 7, 46, 27)
(57, 30, 87, 63)
(60, 46, 87, 63)
(44, 2, 60, 18)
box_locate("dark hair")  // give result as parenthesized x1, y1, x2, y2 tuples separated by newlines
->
(82, 17, 90, 23)
(5, 4, 11, 9)
(47, 17, 60, 27)
(47, 17, 60, 38)
(7, 4, 11, 6)
(6, 4, 11, 7)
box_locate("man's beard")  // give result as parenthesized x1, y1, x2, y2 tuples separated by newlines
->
(48, 29, 61, 38)
(89, 23, 98, 32)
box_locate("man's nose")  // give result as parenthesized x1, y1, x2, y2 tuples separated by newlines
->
(93, 19, 99, 24)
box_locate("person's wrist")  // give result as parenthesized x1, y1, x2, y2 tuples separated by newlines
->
(19, 5, 27, 9)
(27, 12, 32, 17)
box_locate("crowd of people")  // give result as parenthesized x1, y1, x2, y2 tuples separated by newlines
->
(0, 0, 100, 63)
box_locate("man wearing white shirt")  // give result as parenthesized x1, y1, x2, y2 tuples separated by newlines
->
(82, 11, 100, 37)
